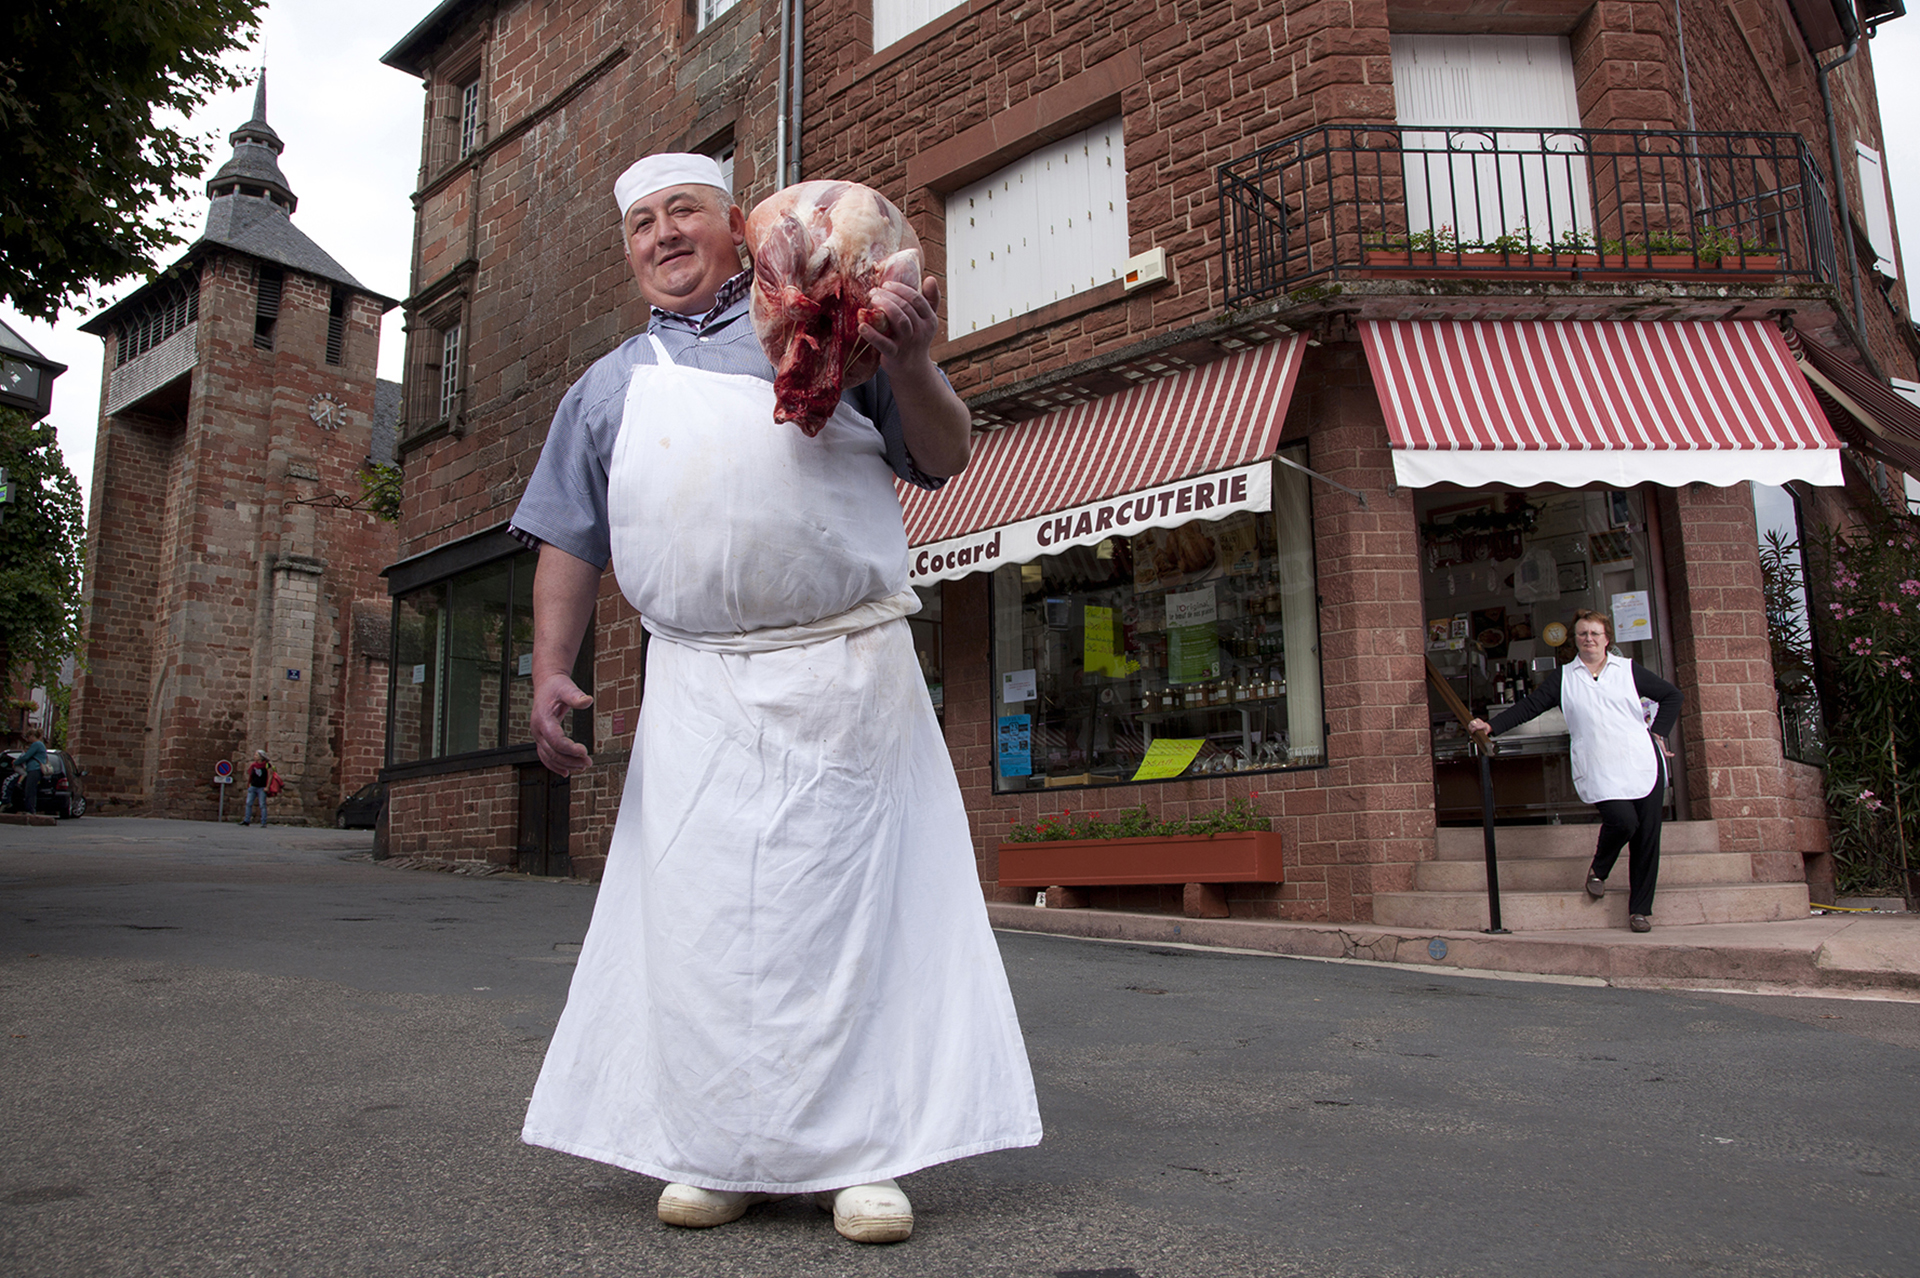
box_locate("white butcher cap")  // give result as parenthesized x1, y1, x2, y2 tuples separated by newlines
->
(613, 153, 729, 218)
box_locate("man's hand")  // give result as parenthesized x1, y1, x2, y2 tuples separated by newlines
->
(530, 544, 604, 777)
(533, 671, 594, 776)
(860, 275, 943, 372)
(860, 275, 972, 478)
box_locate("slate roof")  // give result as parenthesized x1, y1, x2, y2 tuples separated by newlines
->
(80, 78, 397, 335)
(372, 379, 401, 466)
(0, 316, 64, 371)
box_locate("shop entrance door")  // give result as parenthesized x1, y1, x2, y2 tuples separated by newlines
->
(516, 764, 571, 877)
(1417, 485, 1680, 825)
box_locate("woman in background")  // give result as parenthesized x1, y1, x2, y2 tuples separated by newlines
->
(1469, 609, 1682, 932)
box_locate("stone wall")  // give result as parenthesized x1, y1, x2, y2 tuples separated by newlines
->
(73, 247, 397, 823)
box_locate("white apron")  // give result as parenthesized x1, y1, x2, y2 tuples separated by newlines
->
(521, 336, 1042, 1193)
(1560, 656, 1661, 804)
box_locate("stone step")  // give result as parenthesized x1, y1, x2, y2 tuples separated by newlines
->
(1371, 881, 1811, 931)
(1435, 820, 1720, 861)
(1414, 850, 1757, 893)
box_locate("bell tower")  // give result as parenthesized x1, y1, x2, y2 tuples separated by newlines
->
(72, 74, 402, 821)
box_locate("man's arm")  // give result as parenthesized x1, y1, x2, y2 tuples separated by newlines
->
(531, 543, 602, 776)
(860, 275, 972, 478)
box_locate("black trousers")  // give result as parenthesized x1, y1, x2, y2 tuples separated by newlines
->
(1590, 755, 1666, 917)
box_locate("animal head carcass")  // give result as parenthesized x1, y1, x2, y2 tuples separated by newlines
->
(747, 180, 922, 436)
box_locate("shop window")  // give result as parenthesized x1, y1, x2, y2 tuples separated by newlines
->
(1754, 483, 1825, 764)
(392, 587, 447, 765)
(945, 117, 1128, 336)
(873, 0, 966, 49)
(910, 583, 944, 727)
(387, 548, 551, 768)
(988, 453, 1323, 792)
(1418, 486, 1671, 823)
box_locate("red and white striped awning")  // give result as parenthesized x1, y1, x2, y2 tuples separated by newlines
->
(1360, 320, 1843, 489)
(900, 336, 1307, 584)
(1788, 329, 1920, 475)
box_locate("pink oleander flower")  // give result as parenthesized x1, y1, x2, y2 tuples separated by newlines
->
(1901, 579, 1920, 597)
(1849, 636, 1874, 655)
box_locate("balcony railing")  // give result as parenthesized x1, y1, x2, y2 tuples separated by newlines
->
(1219, 125, 1836, 307)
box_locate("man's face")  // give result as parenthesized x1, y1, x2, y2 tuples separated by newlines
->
(623, 184, 747, 314)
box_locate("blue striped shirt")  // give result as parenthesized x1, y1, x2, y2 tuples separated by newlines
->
(509, 271, 942, 567)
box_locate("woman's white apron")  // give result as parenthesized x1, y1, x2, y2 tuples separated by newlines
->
(520, 337, 1041, 1193)
(1560, 656, 1662, 804)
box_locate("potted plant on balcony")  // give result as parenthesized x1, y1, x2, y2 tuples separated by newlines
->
(997, 795, 1283, 918)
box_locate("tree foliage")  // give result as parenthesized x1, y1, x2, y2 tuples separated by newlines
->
(0, 408, 86, 704)
(0, 0, 265, 320)
(1805, 513, 1920, 900)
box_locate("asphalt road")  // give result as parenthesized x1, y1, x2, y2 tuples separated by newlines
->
(1, 818, 1915, 1278)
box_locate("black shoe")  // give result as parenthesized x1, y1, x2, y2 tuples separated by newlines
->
(1628, 914, 1652, 933)
(1585, 873, 1606, 899)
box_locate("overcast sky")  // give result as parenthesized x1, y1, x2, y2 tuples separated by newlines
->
(5, 4, 1920, 522)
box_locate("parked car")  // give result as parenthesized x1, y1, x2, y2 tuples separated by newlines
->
(335, 779, 386, 829)
(2, 747, 87, 818)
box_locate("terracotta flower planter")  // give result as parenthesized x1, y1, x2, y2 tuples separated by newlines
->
(1359, 248, 1596, 281)
(997, 830, 1285, 889)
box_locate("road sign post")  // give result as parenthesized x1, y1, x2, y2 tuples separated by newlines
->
(215, 760, 233, 821)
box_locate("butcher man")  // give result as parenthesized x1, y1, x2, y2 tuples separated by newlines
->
(509, 153, 1041, 1244)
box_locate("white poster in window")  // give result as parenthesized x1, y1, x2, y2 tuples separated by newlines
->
(411, 663, 427, 685)
(1001, 669, 1037, 703)
(517, 651, 534, 677)
(1167, 585, 1221, 684)
(1610, 590, 1652, 643)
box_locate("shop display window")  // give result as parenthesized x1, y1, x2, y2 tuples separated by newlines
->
(387, 548, 555, 768)
(909, 584, 944, 726)
(1418, 485, 1671, 822)
(988, 453, 1324, 792)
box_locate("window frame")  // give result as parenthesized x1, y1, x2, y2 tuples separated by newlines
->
(983, 451, 1327, 794)
(458, 78, 482, 159)
(943, 116, 1129, 337)
(697, 0, 741, 31)
(383, 539, 591, 779)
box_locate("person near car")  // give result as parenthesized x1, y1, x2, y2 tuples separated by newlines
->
(15, 727, 47, 816)
(243, 750, 270, 827)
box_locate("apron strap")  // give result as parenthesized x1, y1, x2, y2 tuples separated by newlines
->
(647, 333, 674, 367)
(642, 588, 922, 654)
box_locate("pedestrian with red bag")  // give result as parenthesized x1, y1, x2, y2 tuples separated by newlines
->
(243, 750, 273, 826)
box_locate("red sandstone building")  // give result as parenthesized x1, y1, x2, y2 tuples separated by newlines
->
(377, 0, 1920, 926)
(71, 81, 402, 822)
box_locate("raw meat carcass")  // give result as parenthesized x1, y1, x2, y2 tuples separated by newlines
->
(747, 180, 922, 436)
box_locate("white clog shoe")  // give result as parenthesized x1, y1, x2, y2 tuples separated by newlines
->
(813, 1178, 913, 1243)
(656, 1183, 773, 1228)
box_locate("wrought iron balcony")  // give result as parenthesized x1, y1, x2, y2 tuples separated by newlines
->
(1218, 124, 1836, 307)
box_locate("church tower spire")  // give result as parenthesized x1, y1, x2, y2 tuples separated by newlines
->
(205, 70, 296, 212)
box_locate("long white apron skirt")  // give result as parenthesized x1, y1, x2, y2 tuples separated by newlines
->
(521, 338, 1042, 1193)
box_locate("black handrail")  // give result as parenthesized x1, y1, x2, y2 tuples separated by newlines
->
(1219, 123, 1834, 305)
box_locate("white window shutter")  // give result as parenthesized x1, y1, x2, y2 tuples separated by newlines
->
(945, 117, 1129, 336)
(873, 0, 966, 50)
(1391, 34, 1590, 247)
(1857, 143, 1900, 279)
